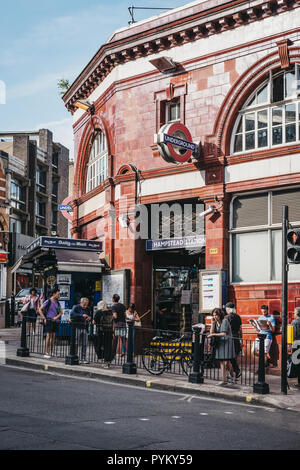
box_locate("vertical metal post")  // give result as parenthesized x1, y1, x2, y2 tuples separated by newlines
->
(189, 327, 204, 384)
(65, 321, 79, 365)
(253, 334, 269, 394)
(17, 316, 29, 357)
(123, 321, 137, 374)
(281, 205, 288, 394)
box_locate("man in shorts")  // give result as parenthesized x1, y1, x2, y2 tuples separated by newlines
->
(250, 305, 275, 367)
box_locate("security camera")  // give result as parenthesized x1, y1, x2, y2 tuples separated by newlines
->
(199, 205, 216, 218)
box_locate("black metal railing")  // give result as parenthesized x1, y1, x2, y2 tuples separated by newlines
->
(22, 319, 258, 387)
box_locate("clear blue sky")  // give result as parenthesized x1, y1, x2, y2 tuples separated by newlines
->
(0, 0, 189, 158)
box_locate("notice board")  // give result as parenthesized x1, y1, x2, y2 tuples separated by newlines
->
(101, 269, 130, 307)
(199, 269, 227, 313)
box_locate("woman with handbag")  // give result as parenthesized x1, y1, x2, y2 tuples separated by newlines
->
(93, 300, 113, 367)
(207, 308, 236, 386)
(125, 303, 141, 356)
(22, 288, 40, 335)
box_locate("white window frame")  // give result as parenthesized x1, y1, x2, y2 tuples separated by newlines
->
(231, 65, 300, 154)
(86, 131, 108, 193)
(166, 100, 181, 124)
(229, 186, 300, 284)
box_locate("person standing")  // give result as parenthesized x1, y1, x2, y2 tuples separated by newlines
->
(93, 300, 113, 367)
(126, 303, 141, 356)
(111, 294, 126, 358)
(250, 305, 275, 367)
(70, 297, 92, 364)
(39, 288, 62, 359)
(291, 307, 300, 389)
(207, 308, 235, 386)
(225, 302, 242, 380)
(23, 288, 40, 335)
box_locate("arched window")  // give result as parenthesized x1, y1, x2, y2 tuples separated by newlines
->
(86, 130, 108, 192)
(232, 65, 300, 154)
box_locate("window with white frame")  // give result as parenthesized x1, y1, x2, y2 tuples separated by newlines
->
(86, 131, 108, 193)
(230, 188, 300, 283)
(166, 99, 180, 124)
(232, 65, 300, 153)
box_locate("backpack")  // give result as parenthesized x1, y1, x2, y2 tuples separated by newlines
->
(99, 310, 113, 329)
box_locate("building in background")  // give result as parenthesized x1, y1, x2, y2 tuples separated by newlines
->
(63, 0, 300, 336)
(0, 129, 69, 298)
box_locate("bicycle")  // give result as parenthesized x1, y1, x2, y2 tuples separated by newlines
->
(142, 334, 193, 376)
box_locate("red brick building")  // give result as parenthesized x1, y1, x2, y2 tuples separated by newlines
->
(63, 0, 300, 334)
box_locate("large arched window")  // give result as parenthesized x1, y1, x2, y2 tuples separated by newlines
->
(86, 130, 108, 192)
(232, 65, 300, 154)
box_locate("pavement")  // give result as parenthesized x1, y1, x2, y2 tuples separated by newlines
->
(1, 327, 300, 412)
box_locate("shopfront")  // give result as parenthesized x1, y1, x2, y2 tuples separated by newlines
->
(14, 236, 103, 315)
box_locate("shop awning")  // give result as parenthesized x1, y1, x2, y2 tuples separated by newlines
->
(55, 249, 103, 273)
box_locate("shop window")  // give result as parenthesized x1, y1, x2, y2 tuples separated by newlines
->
(86, 130, 108, 193)
(232, 65, 300, 154)
(231, 188, 300, 283)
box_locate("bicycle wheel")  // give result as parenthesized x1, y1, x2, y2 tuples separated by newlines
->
(180, 351, 193, 375)
(142, 348, 166, 375)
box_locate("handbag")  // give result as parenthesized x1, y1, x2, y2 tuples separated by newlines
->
(287, 354, 299, 379)
(21, 301, 30, 313)
(134, 320, 141, 327)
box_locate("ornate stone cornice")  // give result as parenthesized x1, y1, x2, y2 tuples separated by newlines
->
(64, 0, 300, 113)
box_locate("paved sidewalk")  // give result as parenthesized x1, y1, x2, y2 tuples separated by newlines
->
(1, 328, 300, 412)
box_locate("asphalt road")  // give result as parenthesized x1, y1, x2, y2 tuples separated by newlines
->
(0, 365, 300, 451)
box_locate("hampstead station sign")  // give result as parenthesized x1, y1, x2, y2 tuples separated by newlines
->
(154, 122, 200, 164)
(146, 235, 205, 252)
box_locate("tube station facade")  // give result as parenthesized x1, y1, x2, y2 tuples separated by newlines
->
(63, 0, 300, 334)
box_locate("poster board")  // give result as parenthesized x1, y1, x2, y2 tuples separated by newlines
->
(199, 269, 227, 313)
(101, 269, 130, 307)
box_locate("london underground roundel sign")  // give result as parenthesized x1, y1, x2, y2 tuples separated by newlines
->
(155, 122, 198, 164)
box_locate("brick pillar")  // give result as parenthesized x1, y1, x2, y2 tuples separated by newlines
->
(203, 195, 229, 271)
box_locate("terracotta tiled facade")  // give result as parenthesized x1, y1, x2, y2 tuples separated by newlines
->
(64, 0, 300, 336)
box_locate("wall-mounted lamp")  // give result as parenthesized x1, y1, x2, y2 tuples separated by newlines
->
(149, 57, 177, 73)
(74, 100, 95, 115)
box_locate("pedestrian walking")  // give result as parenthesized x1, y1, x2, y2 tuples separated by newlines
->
(111, 294, 126, 358)
(207, 308, 235, 386)
(93, 300, 113, 367)
(39, 288, 62, 359)
(225, 302, 242, 379)
(22, 288, 40, 335)
(126, 303, 141, 356)
(70, 297, 92, 364)
(291, 307, 300, 389)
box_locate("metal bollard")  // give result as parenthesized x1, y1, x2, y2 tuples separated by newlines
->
(189, 327, 204, 384)
(253, 333, 269, 394)
(122, 320, 137, 375)
(17, 316, 29, 357)
(65, 321, 79, 365)
(10, 294, 15, 327)
(5, 300, 10, 328)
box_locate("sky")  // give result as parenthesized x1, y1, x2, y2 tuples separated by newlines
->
(0, 0, 191, 159)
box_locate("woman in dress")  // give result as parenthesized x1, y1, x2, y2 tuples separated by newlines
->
(22, 288, 40, 335)
(207, 308, 236, 386)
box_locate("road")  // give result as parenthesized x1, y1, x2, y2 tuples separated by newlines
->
(0, 365, 299, 451)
